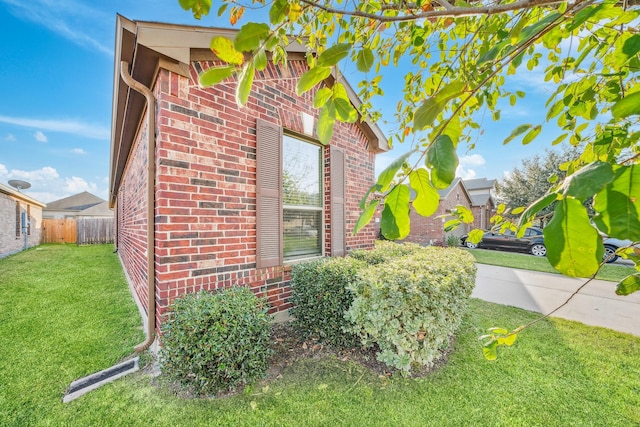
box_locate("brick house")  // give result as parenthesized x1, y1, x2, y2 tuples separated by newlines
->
(403, 178, 473, 246)
(110, 16, 388, 347)
(464, 178, 496, 231)
(0, 182, 45, 258)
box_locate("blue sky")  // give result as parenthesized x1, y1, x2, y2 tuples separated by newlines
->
(0, 0, 562, 203)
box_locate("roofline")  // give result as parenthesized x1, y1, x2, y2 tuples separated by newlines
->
(0, 183, 46, 207)
(110, 15, 388, 206)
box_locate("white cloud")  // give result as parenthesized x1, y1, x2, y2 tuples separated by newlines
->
(456, 166, 477, 180)
(0, 0, 113, 56)
(34, 131, 48, 142)
(0, 115, 109, 140)
(459, 154, 485, 167)
(0, 164, 106, 203)
(71, 148, 87, 155)
(2, 134, 16, 142)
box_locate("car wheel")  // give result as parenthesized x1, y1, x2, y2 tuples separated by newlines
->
(465, 241, 477, 249)
(530, 244, 546, 257)
(603, 244, 619, 263)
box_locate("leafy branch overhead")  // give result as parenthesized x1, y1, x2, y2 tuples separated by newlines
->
(180, 1, 640, 292)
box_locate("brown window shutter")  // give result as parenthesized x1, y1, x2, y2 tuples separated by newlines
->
(256, 119, 283, 268)
(15, 202, 20, 237)
(331, 147, 346, 257)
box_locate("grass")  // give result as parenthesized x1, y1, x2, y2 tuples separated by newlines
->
(466, 248, 634, 282)
(2, 244, 640, 426)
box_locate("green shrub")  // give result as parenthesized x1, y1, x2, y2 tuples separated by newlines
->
(159, 287, 273, 396)
(445, 234, 461, 247)
(289, 257, 363, 348)
(350, 240, 422, 265)
(346, 247, 477, 374)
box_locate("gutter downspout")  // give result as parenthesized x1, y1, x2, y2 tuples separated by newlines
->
(120, 60, 157, 353)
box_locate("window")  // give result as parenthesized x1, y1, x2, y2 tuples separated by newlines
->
(282, 135, 322, 260)
(256, 119, 346, 268)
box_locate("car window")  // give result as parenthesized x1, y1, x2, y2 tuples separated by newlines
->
(525, 228, 542, 237)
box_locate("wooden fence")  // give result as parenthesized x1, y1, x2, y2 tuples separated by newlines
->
(42, 219, 77, 243)
(76, 217, 114, 245)
(42, 218, 114, 245)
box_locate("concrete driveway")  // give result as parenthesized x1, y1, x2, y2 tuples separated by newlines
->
(472, 264, 640, 337)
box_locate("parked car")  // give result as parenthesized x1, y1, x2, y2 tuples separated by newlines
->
(603, 237, 638, 263)
(461, 227, 546, 257)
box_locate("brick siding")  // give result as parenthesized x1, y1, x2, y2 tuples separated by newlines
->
(0, 192, 42, 258)
(116, 58, 377, 329)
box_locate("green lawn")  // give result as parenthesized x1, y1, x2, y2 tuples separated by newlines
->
(1, 244, 639, 426)
(466, 247, 634, 282)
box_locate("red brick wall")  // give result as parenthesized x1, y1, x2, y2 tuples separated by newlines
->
(404, 180, 472, 245)
(116, 58, 377, 329)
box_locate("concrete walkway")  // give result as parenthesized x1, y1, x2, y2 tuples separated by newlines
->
(472, 264, 640, 337)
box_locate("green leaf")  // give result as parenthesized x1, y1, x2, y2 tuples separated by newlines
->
(269, 0, 288, 24)
(313, 88, 333, 109)
(409, 169, 438, 217)
(593, 165, 640, 241)
(622, 34, 640, 61)
(444, 219, 461, 232)
(562, 161, 614, 201)
(611, 91, 640, 119)
(498, 333, 517, 347)
(356, 48, 375, 72)
(616, 273, 640, 296)
(427, 135, 458, 189)
(512, 207, 525, 215)
(414, 81, 465, 131)
(522, 125, 541, 145)
(519, 193, 557, 227)
(353, 201, 379, 235)
(198, 65, 235, 87)
(414, 99, 443, 131)
(376, 151, 413, 193)
(544, 198, 604, 278)
(234, 23, 270, 52)
(235, 61, 254, 106)
(333, 83, 358, 123)
(482, 340, 498, 361)
(454, 205, 474, 224)
(316, 101, 335, 145)
(380, 184, 411, 240)
(468, 229, 485, 245)
(210, 36, 244, 65)
(551, 134, 567, 146)
(253, 48, 267, 71)
(503, 124, 532, 145)
(297, 67, 331, 95)
(317, 43, 352, 67)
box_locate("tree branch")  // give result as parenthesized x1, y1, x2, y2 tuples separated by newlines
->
(298, 0, 589, 22)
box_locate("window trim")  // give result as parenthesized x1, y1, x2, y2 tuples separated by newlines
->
(282, 132, 324, 262)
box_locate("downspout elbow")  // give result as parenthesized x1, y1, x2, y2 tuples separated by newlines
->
(119, 60, 157, 353)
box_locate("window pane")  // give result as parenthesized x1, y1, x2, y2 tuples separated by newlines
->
(284, 209, 321, 259)
(283, 135, 321, 207)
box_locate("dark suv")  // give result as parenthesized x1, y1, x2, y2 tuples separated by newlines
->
(461, 227, 546, 257)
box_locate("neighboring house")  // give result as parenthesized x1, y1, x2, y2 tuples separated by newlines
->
(404, 178, 473, 246)
(110, 16, 388, 335)
(43, 192, 107, 219)
(0, 182, 45, 258)
(464, 178, 496, 230)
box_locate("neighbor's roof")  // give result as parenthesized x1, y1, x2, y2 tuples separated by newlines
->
(463, 178, 496, 191)
(470, 194, 493, 207)
(76, 201, 113, 217)
(44, 191, 105, 212)
(0, 182, 46, 207)
(110, 15, 389, 206)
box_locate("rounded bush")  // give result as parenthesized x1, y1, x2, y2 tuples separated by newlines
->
(350, 240, 422, 265)
(159, 287, 273, 396)
(346, 247, 477, 374)
(289, 257, 363, 348)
